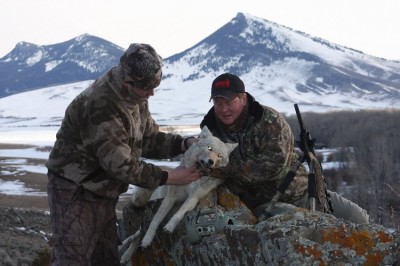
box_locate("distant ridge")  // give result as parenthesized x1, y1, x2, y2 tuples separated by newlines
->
(0, 34, 124, 97)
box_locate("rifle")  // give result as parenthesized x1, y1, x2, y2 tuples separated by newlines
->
(295, 104, 333, 212)
(263, 104, 332, 218)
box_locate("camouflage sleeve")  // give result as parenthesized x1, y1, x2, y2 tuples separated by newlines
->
(235, 110, 293, 182)
(141, 116, 184, 159)
(81, 97, 169, 188)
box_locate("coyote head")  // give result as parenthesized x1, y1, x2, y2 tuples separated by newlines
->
(182, 126, 238, 170)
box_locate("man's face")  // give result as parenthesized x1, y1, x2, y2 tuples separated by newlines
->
(212, 94, 247, 126)
(123, 81, 155, 99)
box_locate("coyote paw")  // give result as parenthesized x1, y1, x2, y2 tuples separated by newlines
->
(163, 222, 176, 233)
(141, 230, 156, 248)
(141, 237, 151, 248)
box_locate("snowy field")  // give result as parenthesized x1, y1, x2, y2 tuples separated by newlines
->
(0, 127, 183, 197)
(0, 126, 341, 197)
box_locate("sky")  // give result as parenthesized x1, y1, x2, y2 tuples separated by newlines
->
(1, 0, 400, 60)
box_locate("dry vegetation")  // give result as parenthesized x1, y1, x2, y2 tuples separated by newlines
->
(286, 108, 400, 229)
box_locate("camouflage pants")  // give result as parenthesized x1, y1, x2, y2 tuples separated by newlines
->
(253, 190, 370, 224)
(47, 172, 120, 266)
(327, 190, 370, 224)
(293, 189, 370, 224)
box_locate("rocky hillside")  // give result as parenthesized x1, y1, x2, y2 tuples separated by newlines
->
(0, 207, 52, 266)
(121, 188, 400, 265)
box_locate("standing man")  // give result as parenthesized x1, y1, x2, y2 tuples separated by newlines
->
(200, 73, 369, 223)
(46, 43, 200, 265)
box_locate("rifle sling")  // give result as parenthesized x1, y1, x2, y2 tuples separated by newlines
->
(277, 156, 306, 194)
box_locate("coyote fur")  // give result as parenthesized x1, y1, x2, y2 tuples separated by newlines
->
(129, 126, 237, 248)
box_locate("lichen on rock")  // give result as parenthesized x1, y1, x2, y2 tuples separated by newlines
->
(121, 188, 400, 265)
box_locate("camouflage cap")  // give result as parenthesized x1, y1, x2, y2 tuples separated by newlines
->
(120, 43, 163, 90)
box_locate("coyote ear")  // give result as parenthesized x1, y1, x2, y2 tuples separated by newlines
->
(199, 126, 211, 139)
(228, 143, 238, 153)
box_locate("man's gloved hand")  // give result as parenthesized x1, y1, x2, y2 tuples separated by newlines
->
(208, 168, 225, 179)
(182, 136, 198, 152)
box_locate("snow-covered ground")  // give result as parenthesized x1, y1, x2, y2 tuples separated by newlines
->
(0, 127, 342, 197)
(0, 80, 344, 197)
(0, 128, 180, 197)
(0, 146, 180, 198)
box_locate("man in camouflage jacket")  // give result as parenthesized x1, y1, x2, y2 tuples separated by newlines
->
(200, 73, 369, 223)
(46, 43, 200, 265)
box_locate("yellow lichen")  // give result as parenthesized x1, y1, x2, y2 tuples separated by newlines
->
(376, 230, 393, 243)
(365, 252, 384, 266)
(217, 191, 244, 209)
(321, 228, 376, 255)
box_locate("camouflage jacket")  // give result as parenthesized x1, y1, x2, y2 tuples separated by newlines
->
(46, 66, 183, 198)
(200, 93, 308, 210)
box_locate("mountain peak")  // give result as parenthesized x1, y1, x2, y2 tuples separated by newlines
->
(70, 33, 107, 45)
(0, 34, 124, 96)
(1, 41, 39, 62)
(75, 33, 91, 41)
(15, 41, 37, 48)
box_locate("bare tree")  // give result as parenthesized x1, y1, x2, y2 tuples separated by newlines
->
(285, 109, 400, 228)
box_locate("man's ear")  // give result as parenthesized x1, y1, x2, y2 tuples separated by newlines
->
(241, 93, 247, 103)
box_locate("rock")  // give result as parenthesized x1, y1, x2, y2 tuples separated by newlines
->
(121, 189, 400, 265)
(0, 207, 52, 266)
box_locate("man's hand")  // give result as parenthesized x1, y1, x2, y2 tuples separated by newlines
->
(166, 165, 201, 185)
(208, 168, 225, 179)
(181, 136, 199, 152)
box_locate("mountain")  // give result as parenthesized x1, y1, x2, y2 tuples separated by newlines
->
(0, 13, 400, 128)
(158, 13, 400, 112)
(0, 34, 124, 97)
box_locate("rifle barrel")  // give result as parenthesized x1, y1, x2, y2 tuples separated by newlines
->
(294, 104, 305, 130)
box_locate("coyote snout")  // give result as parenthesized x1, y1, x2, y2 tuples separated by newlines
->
(200, 158, 215, 168)
(199, 149, 221, 168)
